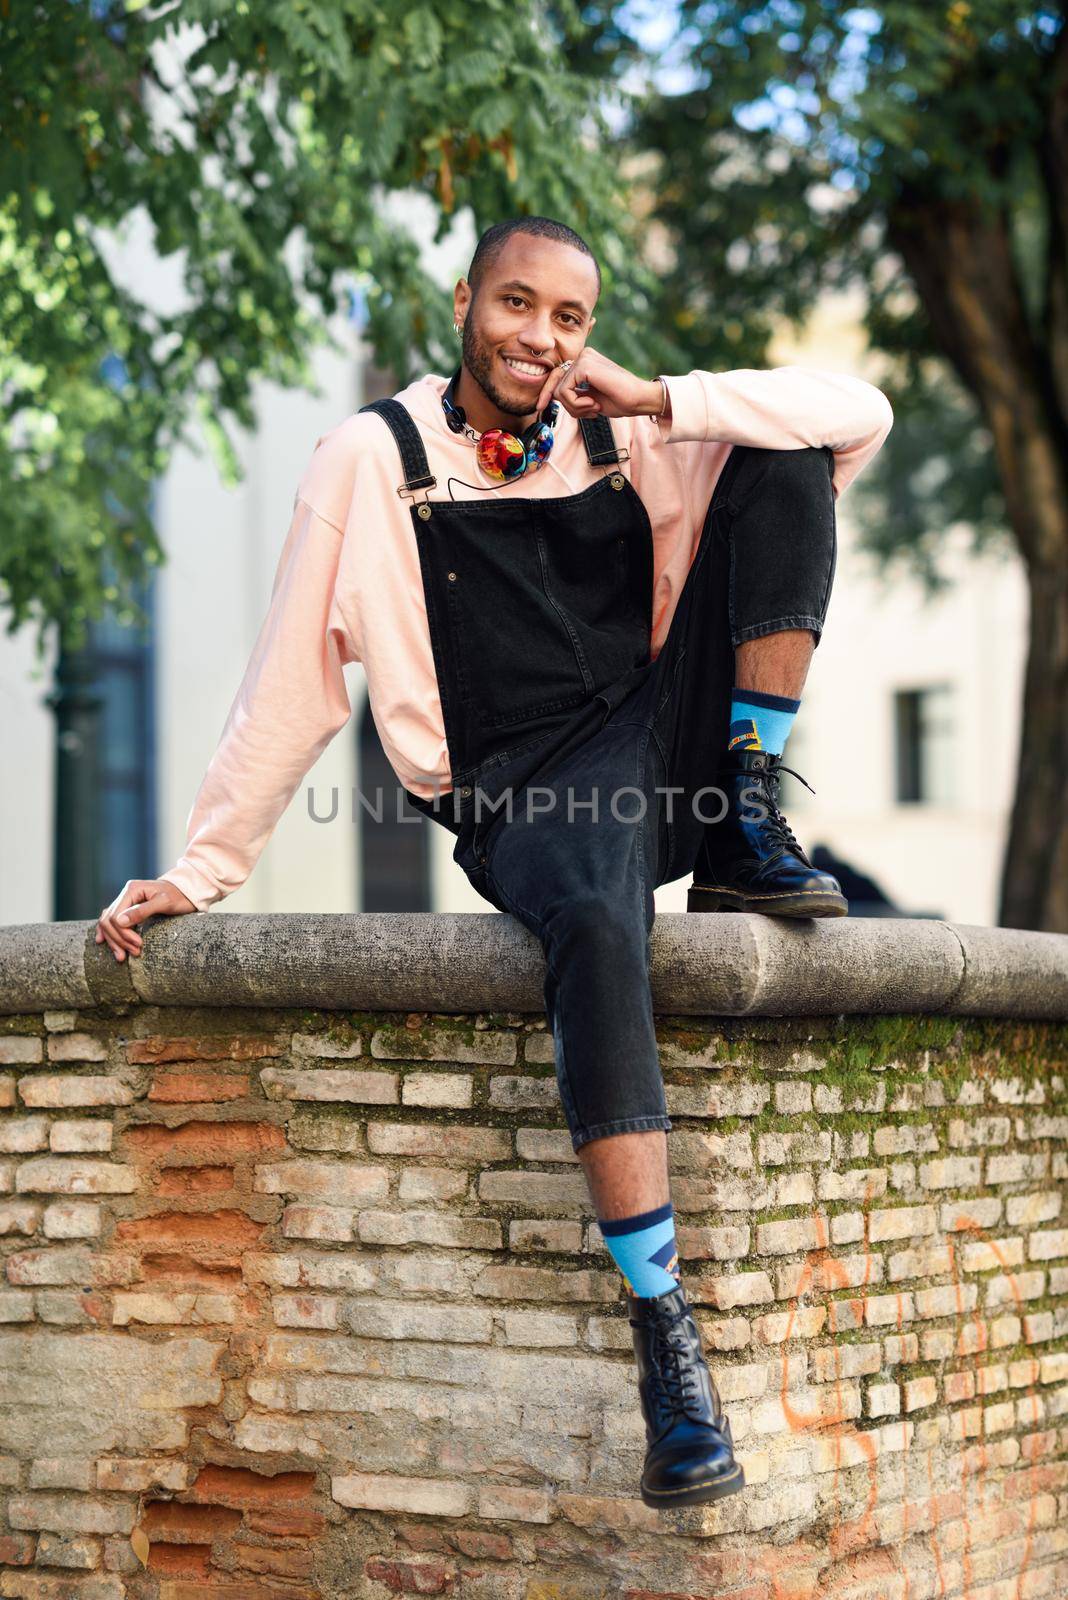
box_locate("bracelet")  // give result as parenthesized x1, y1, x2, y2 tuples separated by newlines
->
(655, 376, 669, 417)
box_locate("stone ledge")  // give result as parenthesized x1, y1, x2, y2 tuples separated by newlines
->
(1, 914, 1067, 1019)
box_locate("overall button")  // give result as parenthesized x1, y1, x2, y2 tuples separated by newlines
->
(417, 504, 432, 520)
(610, 473, 625, 490)
(459, 785, 472, 797)
(447, 571, 457, 581)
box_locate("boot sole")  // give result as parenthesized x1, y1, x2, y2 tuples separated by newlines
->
(640, 1459, 746, 1509)
(687, 884, 848, 918)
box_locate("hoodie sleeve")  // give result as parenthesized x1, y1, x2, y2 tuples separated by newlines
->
(157, 493, 357, 912)
(654, 364, 894, 498)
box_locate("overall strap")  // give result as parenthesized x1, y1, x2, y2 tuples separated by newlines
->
(357, 397, 435, 496)
(578, 413, 627, 467)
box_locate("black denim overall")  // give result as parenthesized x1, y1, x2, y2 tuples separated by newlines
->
(360, 396, 837, 1152)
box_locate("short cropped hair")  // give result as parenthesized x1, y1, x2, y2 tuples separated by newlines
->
(467, 216, 601, 298)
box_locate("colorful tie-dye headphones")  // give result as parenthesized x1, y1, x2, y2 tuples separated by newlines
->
(441, 365, 559, 483)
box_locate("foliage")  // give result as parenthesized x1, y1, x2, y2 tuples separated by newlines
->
(626, 0, 1066, 584)
(0, 0, 688, 657)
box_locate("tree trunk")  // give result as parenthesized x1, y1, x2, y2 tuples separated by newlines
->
(886, 193, 1068, 930)
(999, 568, 1068, 930)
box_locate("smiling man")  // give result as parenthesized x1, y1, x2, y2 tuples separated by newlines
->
(97, 215, 893, 1511)
(451, 251, 597, 428)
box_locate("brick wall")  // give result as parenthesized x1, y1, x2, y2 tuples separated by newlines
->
(0, 1002, 1066, 1599)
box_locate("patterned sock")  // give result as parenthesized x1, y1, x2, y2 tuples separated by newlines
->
(599, 1200, 682, 1298)
(728, 687, 801, 757)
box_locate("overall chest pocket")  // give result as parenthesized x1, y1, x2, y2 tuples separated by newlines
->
(445, 490, 651, 732)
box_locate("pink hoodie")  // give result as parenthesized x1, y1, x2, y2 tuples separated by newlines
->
(159, 365, 893, 910)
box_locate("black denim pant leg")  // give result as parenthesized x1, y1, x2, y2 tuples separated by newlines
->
(480, 716, 671, 1154)
(720, 443, 838, 646)
(609, 444, 838, 887)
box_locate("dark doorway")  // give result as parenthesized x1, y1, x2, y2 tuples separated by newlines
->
(357, 698, 431, 910)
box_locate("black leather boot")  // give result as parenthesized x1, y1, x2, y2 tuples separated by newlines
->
(687, 747, 847, 917)
(626, 1282, 745, 1509)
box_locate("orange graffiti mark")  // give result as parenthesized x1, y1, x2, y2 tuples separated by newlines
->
(769, 1192, 1043, 1600)
(947, 1216, 1040, 1600)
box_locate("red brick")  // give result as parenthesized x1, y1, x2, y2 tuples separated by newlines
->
(155, 1167, 235, 1197)
(114, 1211, 264, 1250)
(123, 1122, 285, 1158)
(156, 1586, 318, 1600)
(819, 1508, 883, 1558)
(126, 1036, 282, 1064)
(1001, 1461, 1066, 1497)
(141, 1254, 242, 1289)
(19, 1076, 132, 1108)
(80, 1292, 109, 1322)
(232, 1544, 314, 1578)
(0, 1578, 119, 1598)
(652, 1555, 751, 1593)
(147, 1543, 213, 1576)
(6, 1246, 96, 1286)
(149, 1073, 251, 1103)
(139, 1503, 242, 1541)
(188, 1466, 316, 1509)
(756, 1573, 818, 1600)
(620, 1587, 703, 1600)
(364, 1556, 456, 1594)
(396, 1524, 447, 1552)
(0, 1532, 35, 1564)
(244, 1510, 325, 1538)
(446, 1529, 513, 1561)
(706, 1590, 769, 1600)
(1018, 1430, 1059, 1462)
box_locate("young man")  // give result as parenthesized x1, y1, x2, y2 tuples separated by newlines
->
(97, 216, 892, 1510)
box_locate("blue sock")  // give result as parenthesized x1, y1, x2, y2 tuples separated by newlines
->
(599, 1200, 682, 1298)
(728, 687, 800, 757)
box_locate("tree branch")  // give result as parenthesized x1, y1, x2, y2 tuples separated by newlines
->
(886, 186, 1068, 569)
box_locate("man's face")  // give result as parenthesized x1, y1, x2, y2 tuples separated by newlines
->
(454, 233, 599, 419)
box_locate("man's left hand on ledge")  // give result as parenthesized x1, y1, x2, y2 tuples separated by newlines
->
(95, 878, 197, 962)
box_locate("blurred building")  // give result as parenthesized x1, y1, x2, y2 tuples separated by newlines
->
(766, 293, 1027, 925)
(0, 214, 1026, 928)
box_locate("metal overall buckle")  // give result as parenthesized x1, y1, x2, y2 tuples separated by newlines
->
(602, 447, 630, 491)
(398, 478, 437, 520)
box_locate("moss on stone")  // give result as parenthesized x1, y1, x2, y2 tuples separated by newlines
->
(0, 1015, 43, 1036)
(657, 1023, 731, 1059)
(753, 1204, 815, 1225)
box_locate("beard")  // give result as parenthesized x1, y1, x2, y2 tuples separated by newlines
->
(460, 320, 545, 420)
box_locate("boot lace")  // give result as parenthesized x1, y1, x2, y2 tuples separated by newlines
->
(753, 762, 815, 858)
(629, 1303, 702, 1417)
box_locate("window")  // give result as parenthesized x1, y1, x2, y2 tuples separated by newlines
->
(894, 686, 956, 805)
(87, 557, 158, 901)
